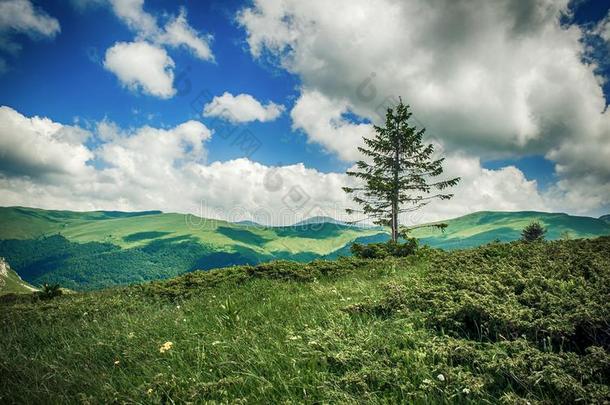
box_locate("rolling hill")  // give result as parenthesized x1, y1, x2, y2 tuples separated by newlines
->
(1, 206, 609, 291)
(0, 206, 385, 290)
(409, 210, 610, 249)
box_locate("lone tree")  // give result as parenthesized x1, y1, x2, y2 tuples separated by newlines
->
(521, 221, 546, 242)
(343, 100, 460, 242)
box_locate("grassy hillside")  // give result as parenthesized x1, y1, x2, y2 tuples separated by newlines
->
(0, 257, 37, 295)
(1, 238, 608, 403)
(0, 207, 384, 290)
(409, 210, 610, 249)
(1, 207, 609, 291)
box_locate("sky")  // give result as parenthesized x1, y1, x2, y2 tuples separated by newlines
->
(0, 0, 609, 225)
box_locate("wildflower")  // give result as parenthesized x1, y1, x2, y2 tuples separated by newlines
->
(114, 360, 120, 365)
(437, 373, 445, 382)
(159, 341, 173, 353)
(212, 341, 222, 346)
(462, 388, 470, 394)
(128, 332, 135, 339)
(176, 305, 180, 309)
(146, 388, 153, 395)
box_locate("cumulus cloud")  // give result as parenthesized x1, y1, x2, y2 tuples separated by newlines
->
(238, 0, 610, 215)
(203, 92, 285, 123)
(291, 89, 373, 161)
(0, 105, 557, 225)
(0, 106, 92, 180)
(101, 1, 214, 97)
(103, 41, 176, 98)
(158, 7, 214, 61)
(0, 0, 60, 71)
(108, 0, 213, 61)
(0, 0, 60, 38)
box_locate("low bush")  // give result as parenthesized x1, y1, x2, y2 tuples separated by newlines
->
(350, 239, 418, 259)
(344, 237, 610, 403)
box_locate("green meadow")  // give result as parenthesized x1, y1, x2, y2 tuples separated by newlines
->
(1, 237, 608, 403)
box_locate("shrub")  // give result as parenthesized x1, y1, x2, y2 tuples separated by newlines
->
(521, 221, 546, 242)
(350, 239, 418, 259)
(36, 283, 63, 300)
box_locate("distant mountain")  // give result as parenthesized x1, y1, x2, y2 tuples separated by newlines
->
(293, 216, 348, 226)
(599, 214, 610, 224)
(1, 207, 609, 291)
(293, 216, 376, 229)
(0, 257, 37, 295)
(409, 210, 610, 249)
(0, 206, 384, 291)
(234, 220, 266, 227)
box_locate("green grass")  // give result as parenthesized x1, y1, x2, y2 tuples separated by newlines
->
(1, 238, 608, 403)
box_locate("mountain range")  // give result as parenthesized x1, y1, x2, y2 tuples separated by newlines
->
(0, 206, 609, 292)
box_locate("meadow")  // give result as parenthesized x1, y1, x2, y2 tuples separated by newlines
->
(1, 237, 608, 403)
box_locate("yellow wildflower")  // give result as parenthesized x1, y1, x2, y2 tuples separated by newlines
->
(159, 341, 173, 353)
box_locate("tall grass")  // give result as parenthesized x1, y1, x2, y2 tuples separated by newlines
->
(1, 239, 608, 403)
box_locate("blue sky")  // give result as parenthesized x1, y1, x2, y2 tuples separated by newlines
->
(0, 0, 348, 172)
(0, 0, 609, 223)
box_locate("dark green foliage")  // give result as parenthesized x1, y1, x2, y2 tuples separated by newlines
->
(350, 239, 418, 259)
(0, 235, 264, 290)
(37, 283, 62, 300)
(216, 226, 271, 245)
(142, 258, 360, 300)
(273, 222, 346, 239)
(122, 231, 172, 242)
(346, 237, 610, 403)
(343, 99, 459, 241)
(521, 221, 547, 242)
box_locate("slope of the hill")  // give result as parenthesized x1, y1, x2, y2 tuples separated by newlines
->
(0, 257, 37, 295)
(1, 207, 609, 290)
(1, 238, 608, 403)
(409, 210, 610, 249)
(0, 207, 384, 290)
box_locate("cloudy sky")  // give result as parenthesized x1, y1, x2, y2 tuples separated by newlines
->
(0, 0, 609, 225)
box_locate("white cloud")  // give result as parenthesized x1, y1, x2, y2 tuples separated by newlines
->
(101, 1, 214, 97)
(108, 0, 213, 61)
(238, 0, 610, 215)
(595, 11, 610, 42)
(0, 0, 60, 38)
(103, 41, 176, 98)
(109, 0, 157, 37)
(159, 7, 214, 61)
(0, 0, 60, 72)
(291, 89, 373, 161)
(0, 106, 92, 180)
(203, 92, 285, 123)
(0, 106, 557, 225)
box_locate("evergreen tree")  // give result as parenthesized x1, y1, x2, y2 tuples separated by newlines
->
(521, 221, 546, 242)
(343, 100, 460, 242)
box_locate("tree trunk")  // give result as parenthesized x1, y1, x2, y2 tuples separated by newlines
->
(391, 128, 400, 243)
(391, 200, 398, 242)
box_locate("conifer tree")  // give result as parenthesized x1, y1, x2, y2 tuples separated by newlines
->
(521, 221, 546, 242)
(343, 100, 460, 242)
